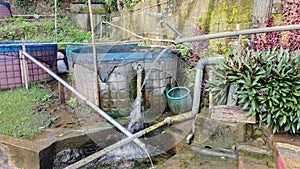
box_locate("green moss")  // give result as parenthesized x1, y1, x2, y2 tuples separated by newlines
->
(198, 0, 215, 34)
(238, 150, 275, 164)
(199, 0, 254, 48)
(70, 3, 106, 14)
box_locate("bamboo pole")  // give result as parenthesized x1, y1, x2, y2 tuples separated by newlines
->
(20, 43, 29, 89)
(58, 82, 65, 104)
(88, 0, 100, 106)
(21, 51, 146, 151)
(54, 0, 58, 42)
(64, 111, 195, 169)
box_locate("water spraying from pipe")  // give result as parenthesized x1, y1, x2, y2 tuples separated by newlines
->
(128, 64, 144, 133)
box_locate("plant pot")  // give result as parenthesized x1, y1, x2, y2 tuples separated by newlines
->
(166, 86, 192, 114)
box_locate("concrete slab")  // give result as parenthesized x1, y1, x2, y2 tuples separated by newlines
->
(237, 143, 275, 169)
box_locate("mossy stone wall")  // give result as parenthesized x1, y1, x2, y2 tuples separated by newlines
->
(109, 0, 255, 47)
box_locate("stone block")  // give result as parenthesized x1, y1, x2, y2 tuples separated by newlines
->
(194, 114, 247, 149)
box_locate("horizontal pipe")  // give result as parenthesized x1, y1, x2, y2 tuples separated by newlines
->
(64, 111, 195, 169)
(174, 24, 300, 44)
(190, 145, 237, 159)
(21, 51, 146, 149)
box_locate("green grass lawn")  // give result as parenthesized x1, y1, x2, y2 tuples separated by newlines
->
(0, 84, 56, 139)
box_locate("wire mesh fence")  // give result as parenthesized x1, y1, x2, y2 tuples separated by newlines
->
(0, 41, 57, 90)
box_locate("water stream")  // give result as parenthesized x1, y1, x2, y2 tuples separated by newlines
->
(98, 46, 175, 168)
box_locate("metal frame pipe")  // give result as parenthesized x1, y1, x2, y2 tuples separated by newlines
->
(64, 111, 195, 169)
(21, 51, 146, 149)
(174, 24, 300, 44)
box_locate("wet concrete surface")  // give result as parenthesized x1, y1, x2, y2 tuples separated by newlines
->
(157, 145, 237, 169)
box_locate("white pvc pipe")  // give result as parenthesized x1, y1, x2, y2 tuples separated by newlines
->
(21, 51, 146, 149)
(174, 24, 300, 44)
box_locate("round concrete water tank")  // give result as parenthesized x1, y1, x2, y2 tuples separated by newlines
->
(68, 44, 178, 117)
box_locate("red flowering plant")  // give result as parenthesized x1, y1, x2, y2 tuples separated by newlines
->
(252, 0, 300, 52)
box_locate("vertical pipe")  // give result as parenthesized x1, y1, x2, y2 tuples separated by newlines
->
(207, 66, 214, 109)
(192, 69, 203, 114)
(136, 64, 142, 116)
(88, 0, 100, 106)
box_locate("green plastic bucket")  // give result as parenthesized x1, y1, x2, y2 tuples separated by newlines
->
(166, 86, 192, 114)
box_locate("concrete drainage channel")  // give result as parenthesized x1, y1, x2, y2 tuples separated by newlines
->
(0, 120, 187, 169)
(0, 122, 121, 169)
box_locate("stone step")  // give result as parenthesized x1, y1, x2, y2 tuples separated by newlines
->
(275, 142, 300, 169)
(236, 143, 275, 169)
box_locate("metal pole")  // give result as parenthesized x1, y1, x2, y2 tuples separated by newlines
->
(174, 24, 300, 44)
(88, 0, 100, 106)
(163, 20, 184, 38)
(64, 111, 195, 169)
(21, 51, 146, 150)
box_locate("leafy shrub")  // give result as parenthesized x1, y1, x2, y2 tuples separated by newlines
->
(208, 48, 300, 133)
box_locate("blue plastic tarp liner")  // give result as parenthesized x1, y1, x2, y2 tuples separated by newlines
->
(0, 41, 57, 67)
(0, 2, 12, 13)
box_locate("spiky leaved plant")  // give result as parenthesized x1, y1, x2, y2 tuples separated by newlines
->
(208, 48, 300, 133)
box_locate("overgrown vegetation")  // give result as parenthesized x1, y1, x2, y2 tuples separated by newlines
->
(176, 26, 208, 67)
(0, 15, 92, 49)
(0, 84, 58, 138)
(208, 0, 300, 134)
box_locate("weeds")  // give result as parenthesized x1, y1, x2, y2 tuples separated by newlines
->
(0, 84, 57, 139)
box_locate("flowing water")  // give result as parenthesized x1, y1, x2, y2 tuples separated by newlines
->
(92, 47, 176, 168)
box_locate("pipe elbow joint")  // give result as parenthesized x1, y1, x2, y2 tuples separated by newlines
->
(196, 58, 209, 69)
(164, 117, 173, 125)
